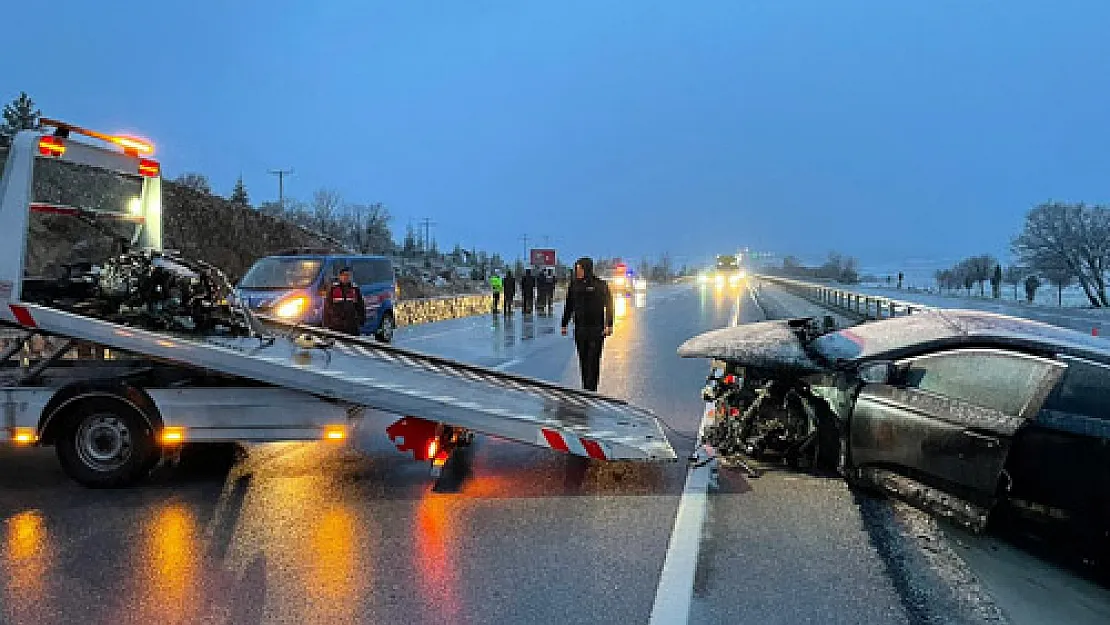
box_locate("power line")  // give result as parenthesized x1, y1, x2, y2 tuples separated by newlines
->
(268, 168, 293, 209)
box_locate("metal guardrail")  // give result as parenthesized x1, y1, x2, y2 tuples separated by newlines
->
(755, 274, 934, 321)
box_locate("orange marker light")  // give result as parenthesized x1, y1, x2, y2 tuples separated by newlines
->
(12, 428, 37, 444)
(426, 439, 439, 460)
(324, 425, 347, 441)
(37, 136, 65, 157)
(161, 427, 186, 445)
(112, 135, 155, 155)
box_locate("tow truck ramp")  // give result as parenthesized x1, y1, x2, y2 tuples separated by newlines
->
(4, 302, 677, 461)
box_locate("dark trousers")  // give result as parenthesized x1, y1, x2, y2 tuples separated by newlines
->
(523, 293, 534, 314)
(492, 292, 501, 312)
(504, 292, 514, 314)
(574, 330, 605, 391)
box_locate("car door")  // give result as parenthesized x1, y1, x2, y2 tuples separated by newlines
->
(850, 348, 1065, 505)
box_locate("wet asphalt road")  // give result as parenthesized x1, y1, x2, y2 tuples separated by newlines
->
(0, 285, 917, 625)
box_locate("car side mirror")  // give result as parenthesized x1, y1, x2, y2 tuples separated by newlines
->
(858, 361, 896, 385)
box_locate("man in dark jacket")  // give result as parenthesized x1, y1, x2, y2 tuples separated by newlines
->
(561, 257, 614, 391)
(322, 267, 366, 335)
(521, 268, 537, 315)
(503, 270, 516, 316)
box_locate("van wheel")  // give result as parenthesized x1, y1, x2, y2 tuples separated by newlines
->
(376, 313, 395, 343)
(55, 398, 157, 488)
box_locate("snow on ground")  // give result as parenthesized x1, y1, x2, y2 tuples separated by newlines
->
(850, 285, 1110, 337)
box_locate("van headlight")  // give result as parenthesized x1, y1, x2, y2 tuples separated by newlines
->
(274, 296, 308, 319)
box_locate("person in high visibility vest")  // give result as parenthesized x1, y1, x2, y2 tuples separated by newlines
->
(489, 273, 504, 313)
(323, 267, 366, 335)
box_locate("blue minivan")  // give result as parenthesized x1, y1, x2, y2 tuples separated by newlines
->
(233, 251, 398, 342)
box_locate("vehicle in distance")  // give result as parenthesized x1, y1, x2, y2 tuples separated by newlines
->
(698, 254, 746, 288)
(610, 261, 634, 297)
(680, 309, 1110, 562)
(234, 252, 397, 342)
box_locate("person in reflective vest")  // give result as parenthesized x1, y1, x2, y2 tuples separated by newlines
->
(489, 273, 503, 313)
(322, 267, 366, 335)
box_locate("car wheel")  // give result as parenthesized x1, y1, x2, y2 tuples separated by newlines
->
(55, 398, 158, 488)
(375, 313, 396, 343)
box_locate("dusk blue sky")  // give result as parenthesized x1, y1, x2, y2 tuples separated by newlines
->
(4, 1, 1107, 276)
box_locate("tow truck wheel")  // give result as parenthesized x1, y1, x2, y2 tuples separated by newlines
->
(55, 399, 157, 488)
(376, 313, 396, 343)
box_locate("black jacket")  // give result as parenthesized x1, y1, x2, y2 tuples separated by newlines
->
(503, 274, 517, 297)
(562, 259, 614, 333)
(322, 281, 366, 334)
(521, 272, 536, 294)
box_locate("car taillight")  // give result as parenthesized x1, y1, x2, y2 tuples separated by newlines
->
(723, 374, 736, 385)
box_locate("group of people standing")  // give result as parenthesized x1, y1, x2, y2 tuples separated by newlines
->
(490, 268, 557, 316)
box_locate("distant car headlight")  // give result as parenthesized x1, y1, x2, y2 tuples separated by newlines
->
(698, 274, 709, 284)
(614, 277, 626, 286)
(729, 274, 742, 286)
(274, 295, 308, 319)
(715, 275, 725, 286)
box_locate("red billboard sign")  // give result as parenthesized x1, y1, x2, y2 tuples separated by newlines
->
(530, 248, 556, 267)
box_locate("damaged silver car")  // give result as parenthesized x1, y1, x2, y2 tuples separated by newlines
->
(679, 310, 1109, 554)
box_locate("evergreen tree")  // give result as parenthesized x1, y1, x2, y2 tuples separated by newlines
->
(229, 175, 250, 207)
(0, 92, 41, 141)
(402, 225, 418, 258)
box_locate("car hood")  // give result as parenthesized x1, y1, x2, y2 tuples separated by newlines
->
(677, 319, 829, 373)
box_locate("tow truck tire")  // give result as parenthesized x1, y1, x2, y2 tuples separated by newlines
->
(55, 398, 158, 488)
(376, 312, 396, 343)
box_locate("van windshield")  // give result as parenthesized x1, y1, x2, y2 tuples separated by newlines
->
(239, 258, 324, 289)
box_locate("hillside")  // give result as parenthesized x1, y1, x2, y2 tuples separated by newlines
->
(1, 148, 343, 281)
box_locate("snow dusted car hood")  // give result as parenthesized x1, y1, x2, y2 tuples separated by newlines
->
(677, 319, 828, 373)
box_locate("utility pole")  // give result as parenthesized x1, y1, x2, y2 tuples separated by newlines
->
(268, 168, 293, 210)
(419, 217, 436, 265)
(520, 234, 530, 263)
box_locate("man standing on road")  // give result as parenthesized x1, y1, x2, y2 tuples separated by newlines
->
(489, 272, 503, 314)
(521, 268, 537, 315)
(503, 270, 517, 316)
(561, 257, 613, 392)
(322, 267, 366, 336)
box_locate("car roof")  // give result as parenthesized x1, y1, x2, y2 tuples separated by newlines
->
(813, 309, 1110, 365)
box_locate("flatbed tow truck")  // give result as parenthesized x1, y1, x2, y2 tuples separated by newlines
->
(0, 121, 676, 487)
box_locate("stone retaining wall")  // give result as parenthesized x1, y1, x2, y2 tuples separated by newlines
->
(394, 294, 493, 326)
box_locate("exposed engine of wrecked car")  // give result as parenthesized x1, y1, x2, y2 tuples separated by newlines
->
(696, 316, 844, 477)
(22, 249, 252, 335)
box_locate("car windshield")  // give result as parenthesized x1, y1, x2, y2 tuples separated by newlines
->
(238, 258, 323, 289)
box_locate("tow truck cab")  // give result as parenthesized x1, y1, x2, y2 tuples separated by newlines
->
(698, 254, 746, 288)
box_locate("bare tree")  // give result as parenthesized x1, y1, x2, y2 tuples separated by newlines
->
(963, 255, 997, 297)
(1039, 259, 1076, 306)
(175, 173, 211, 194)
(344, 202, 394, 254)
(1002, 266, 1025, 301)
(1013, 201, 1110, 307)
(311, 188, 343, 238)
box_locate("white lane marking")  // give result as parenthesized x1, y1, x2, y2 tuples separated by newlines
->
(648, 296, 743, 625)
(494, 358, 523, 371)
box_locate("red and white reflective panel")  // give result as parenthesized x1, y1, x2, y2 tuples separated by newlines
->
(539, 428, 609, 460)
(8, 305, 37, 328)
